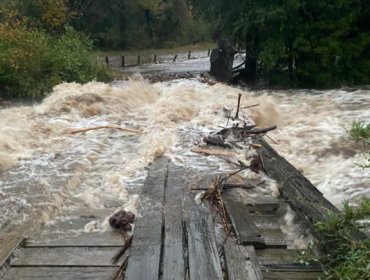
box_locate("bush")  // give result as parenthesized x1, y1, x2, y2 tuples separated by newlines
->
(0, 14, 111, 99)
(314, 200, 370, 279)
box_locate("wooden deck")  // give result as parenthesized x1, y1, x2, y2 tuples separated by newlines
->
(0, 157, 324, 279)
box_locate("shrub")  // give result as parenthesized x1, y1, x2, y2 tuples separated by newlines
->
(0, 9, 111, 99)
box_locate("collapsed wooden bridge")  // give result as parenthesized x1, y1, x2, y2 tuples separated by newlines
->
(0, 137, 339, 280)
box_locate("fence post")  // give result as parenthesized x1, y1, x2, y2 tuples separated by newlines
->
(121, 56, 125, 67)
(105, 56, 109, 67)
(173, 54, 178, 62)
(137, 55, 141, 65)
(154, 54, 157, 64)
(188, 50, 191, 59)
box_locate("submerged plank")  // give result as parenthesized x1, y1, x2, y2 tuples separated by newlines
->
(187, 202, 223, 280)
(2, 267, 117, 280)
(125, 157, 168, 280)
(262, 270, 325, 279)
(223, 190, 265, 248)
(26, 231, 123, 247)
(163, 164, 185, 280)
(11, 247, 118, 267)
(224, 240, 263, 280)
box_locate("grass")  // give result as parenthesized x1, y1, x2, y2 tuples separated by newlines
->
(348, 120, 370, 143)
(304, 199, 370, 279)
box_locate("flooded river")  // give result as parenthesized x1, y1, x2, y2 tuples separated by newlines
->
(0, 73, 369, 241)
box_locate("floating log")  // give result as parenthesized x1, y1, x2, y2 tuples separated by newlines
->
(173, 54, 177, 62)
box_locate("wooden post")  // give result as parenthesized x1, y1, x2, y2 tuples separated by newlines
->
(121, 56, 125, 67)
(154, 54, 157, 64)
(105, 56, 109, 67)
(137, 55, 141, 65)
(173, 54, 178, 62)
(188, 51, 191, 59)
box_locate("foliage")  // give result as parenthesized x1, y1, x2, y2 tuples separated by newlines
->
(0, 4, 111, 98)
(189, 0, 370, 88)
(312, 200, 370, 279)
(347, 120, 370, 168)
(349, 120, 370, 143)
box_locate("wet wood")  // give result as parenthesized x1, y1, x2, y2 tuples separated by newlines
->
(191, 147, 237, 157)
(0, 232, 24, 267)
(2, 267, 117, 280)
(26, 232, 123, 247)
(67, 125, 142, 135)
(260, 229, 287, 248)
(125, 157, 168, 280)
(243, 195, 280, 213)
(224, 240, 263, 280)
(256, 139, 365, 240)
(262, 270, 325, 279)
(223, 189, 265, 248)
(162, 164, 185, 280)
(187, 202, 223, 280)
(11, 247, 119, 267)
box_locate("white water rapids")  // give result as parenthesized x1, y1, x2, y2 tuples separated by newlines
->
(0, 77, 369, 241)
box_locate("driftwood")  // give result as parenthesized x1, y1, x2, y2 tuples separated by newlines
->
(67, 125, 142, 135)
(256, 138, 367, 241)
(191, 147, 237, 158)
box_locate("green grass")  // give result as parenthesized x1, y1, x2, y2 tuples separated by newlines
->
(305, 200, 370, 279)
(348, 120, 370, 143)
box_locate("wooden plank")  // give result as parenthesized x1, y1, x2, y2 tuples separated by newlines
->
(0, 232, 24, 268)
(260, 229, 287, 248)
(256, 139, 368, 241)
(162, 163, 185, 280)
(224, 240, 263, 280)
(11, 247, 119, 267)
(262, 271, 324, 279)
(223, 189, 265, 248)
(256, 249, 321, 272)
(2, 267, 117, 280)
(26, 231, 123, 247)
(251, 214, 281, 229)
(187, 202, 223, 280)
(125, 157, 168, 280)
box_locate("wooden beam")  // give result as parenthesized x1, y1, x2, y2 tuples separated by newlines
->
(162, 164, 185, 280)
(223, 189, 265, 248)
(224, 240, 263, 280)
(186, 202, 223, 280)
(256, 138, 367, 240)
(125, 157, 168, 280)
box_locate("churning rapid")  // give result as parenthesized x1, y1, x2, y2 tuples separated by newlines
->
(0, 77, 369, 240)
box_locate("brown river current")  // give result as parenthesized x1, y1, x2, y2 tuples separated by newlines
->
(0, 76, 369, 242)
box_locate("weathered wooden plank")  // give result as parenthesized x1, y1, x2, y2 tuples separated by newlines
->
(187, 202, 223, 280)
(262, 270, 324, 279)
(251, 214, 281, 229)
(260, 229, 287, 248)
(0, 232, 24, 268)
(162, 163, 185, 280)
(11, 247, 119, 267)
(256, 139, 349, 240)
(243, 195, 280, 214)
(223, 189, 265, 248)
(26, 232, 123, 247)
(125, 157, 168, 280)
(2, 267, 117, 280)
(224, 240, 263, 280)
(256, 249, 321, 272)
(256, 249, 302, 266)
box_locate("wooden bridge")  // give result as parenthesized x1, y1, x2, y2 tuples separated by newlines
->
(0, 139, 332, 279)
